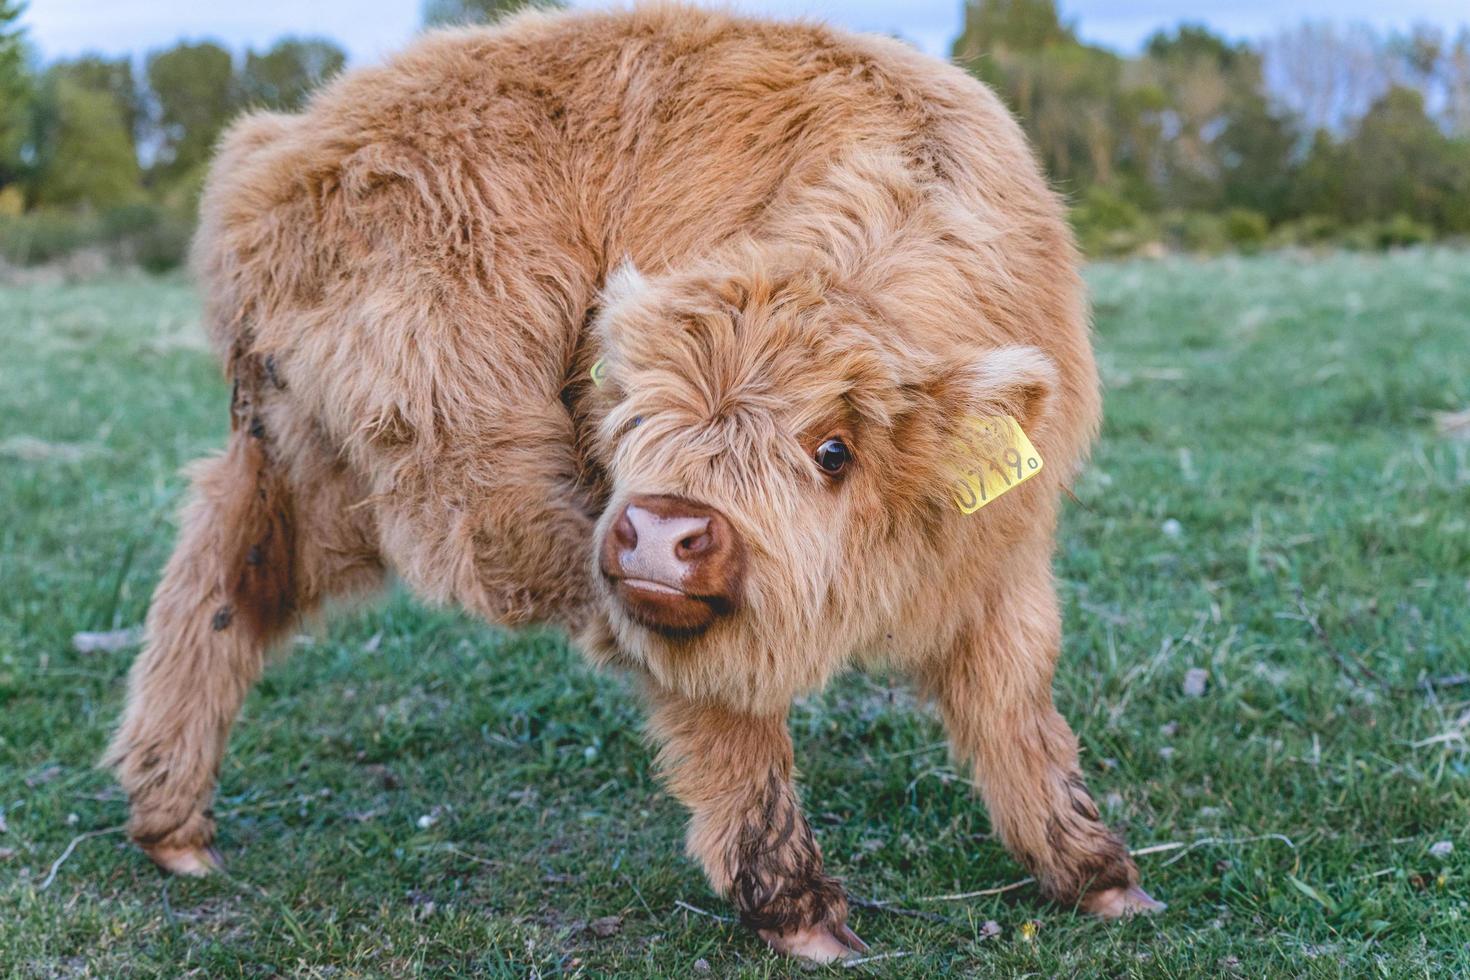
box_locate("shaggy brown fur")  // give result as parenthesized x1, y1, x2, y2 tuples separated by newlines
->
(106, 3, 1159, 959)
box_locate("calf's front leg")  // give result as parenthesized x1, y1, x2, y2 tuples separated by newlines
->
(922, 569, 1163, 917)
(646, 691, 867, 962)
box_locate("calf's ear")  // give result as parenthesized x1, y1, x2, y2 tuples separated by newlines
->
(927, 344, 1058, 432)
(600, 260, 649, 316)
(593, 261, 654, 369)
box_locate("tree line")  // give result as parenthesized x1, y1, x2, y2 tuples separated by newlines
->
(0, 0, 353, 268)
(0, 0, 547, 268)
(956, 0, 1470, 253)
(1, 0, 1468, 269)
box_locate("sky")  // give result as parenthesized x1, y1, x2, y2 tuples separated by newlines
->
(20, 0, 1470, 67)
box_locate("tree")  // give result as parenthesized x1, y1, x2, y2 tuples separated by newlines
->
(1339, 86, 1470, 231)
(1261, 24, 1393, 136)
(1216, 96, 1297, 220)
(953, 1, 1129, 192)
(145, 41, 235, 187)
(239, 37, 345, 112)
(1128, 24, 1297, 215)
(1448, 29, 1470, 137)
(30, 76, 142, 209)
(0, 0, 30, 195)
(1291, 129, 1346, 220)
(422, 0, 558, 28)
(952, 0, 1074, 66)
(49, 55, 142, 150)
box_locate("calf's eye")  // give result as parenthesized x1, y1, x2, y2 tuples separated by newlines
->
(814, 437, 851, 475)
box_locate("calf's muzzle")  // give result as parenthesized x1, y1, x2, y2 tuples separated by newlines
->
(600, 494, 745, 635)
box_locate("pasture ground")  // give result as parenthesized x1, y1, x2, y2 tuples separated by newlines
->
(2, 249, 1468, 976)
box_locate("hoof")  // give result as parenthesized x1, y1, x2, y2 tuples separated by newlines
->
(142, 842, 224, 877)
(760, 921, 870, 963)
(1080, 885, 1165, 919)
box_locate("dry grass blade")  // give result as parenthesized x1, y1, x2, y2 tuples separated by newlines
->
(1154, 833, 1297, 867)
(850, 895, 950, 923)
(843, 951, 913, 968)
(1435, 408, 1470, 440)
(916, 877, 1035, 902)
(674, 899, 734, 923)
(39, 825, 126, 891)
(912, 834, 1296, 904)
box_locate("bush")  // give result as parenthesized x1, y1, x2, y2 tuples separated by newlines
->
(0, 209, 100, 265)
(129, 209, 193, 272)
(1160, 210, 1228, 254)
(1341, 215, 1437, 251)
(1268, 215, 1341, 249)
(1373, 213, 1435, 248)
(0, 202, 193, 271)
(100, 201, 166, 239)
(1222, 209, 1269, 252)
(1071, 186, 1157, 257)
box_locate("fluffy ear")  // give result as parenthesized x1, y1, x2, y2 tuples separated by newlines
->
(927, 345, 1058, 432)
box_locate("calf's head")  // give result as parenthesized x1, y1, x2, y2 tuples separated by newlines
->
(588, 253, 1059, 709)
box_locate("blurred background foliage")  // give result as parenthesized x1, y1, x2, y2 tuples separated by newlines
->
(1, 0, 1468, 272)
(955, 0, 1470, 255)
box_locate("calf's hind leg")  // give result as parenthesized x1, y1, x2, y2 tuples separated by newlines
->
(105, 415, 382, 875)
(922, 561, 1163, 917)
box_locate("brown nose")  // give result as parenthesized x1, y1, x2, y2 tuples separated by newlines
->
(600, 494, 744, 635)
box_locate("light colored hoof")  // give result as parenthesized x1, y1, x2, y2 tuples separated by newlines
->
(760, 921, 870, 963)
(1080, 884, 1166, 919)
(142, 842, 224, 877)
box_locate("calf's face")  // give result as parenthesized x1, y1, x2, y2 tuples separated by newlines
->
(589, 257, 1058, 709)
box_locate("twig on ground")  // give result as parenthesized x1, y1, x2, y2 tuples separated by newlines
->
(850, 895, 950, 923)
(437, 844, 501, 868)
(844, 951, 913, 968)
(875, 740, 948, 761)
(39, 824, 126, 891)
(1409, 731, 1466, 749)
(1292, 592, 1388, 689)
(215, 790, 328, 819)
(675, 899, 735, 923)
(916, 877, 1034, 902)
(911, 834, 1297, 903)
(1153, 833, 1297, 867)
(904, 768, 978, 797)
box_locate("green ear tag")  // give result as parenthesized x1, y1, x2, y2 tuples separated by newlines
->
(589, 358, 606, 387)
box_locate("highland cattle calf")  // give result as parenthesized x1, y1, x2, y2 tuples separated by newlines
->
(106, 4, 1160, 961)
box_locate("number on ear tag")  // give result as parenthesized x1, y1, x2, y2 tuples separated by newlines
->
(589, 358, 607, 386)
(952, 416, 1044, 514)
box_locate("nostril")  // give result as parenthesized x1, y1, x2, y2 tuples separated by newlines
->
(612, 509, 638, 551)
(677, 529, 712, 559)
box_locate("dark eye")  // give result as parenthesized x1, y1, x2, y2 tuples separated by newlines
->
(814, 437, 851, 476)
(630, 416, 643, 428)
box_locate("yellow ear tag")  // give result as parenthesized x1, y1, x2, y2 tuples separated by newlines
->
(952, 415, 1044, 514)
(589, 358, 607, 386)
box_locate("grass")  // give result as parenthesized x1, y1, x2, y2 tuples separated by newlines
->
(1, 249, 1468, 977)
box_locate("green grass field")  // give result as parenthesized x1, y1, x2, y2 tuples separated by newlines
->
(2, 250, 1468, 977)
